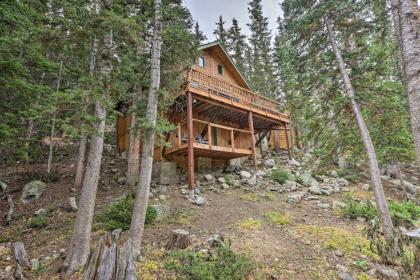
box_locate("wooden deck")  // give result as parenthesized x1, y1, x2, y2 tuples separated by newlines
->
(165, 142, 252, 159)
(184, 66, 290, 123)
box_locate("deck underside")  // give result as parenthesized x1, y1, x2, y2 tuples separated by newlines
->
(165, 143, 251, 160)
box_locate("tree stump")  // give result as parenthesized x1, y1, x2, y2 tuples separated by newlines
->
(67, 196, 78, 211)
(166, 229, 191, 250)
(82, 230, 137, 280)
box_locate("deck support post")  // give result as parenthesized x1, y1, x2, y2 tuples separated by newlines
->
(187, 92, 195, 190)
(285, 123, 292, 160)
(248, 111, 257, 171)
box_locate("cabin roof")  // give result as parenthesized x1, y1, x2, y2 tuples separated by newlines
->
(198, 41, 252, 91)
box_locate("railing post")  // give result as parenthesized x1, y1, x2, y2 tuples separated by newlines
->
(187, 92, 195, 190)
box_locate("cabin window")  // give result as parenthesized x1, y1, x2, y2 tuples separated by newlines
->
(217, 64, 223, 75)
(198, 56, 205, 68)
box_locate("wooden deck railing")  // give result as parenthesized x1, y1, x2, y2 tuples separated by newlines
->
(186, 66, 286, 118)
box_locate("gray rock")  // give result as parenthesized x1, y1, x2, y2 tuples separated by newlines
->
(206, 234, 224, 247)
(338, 272, 355, 280)
(149, 204, 170, 221)
(287, 159, 301, 166)
(403, 180, 416, 195)
(255, 170, 266, 177)
(117, 177, 126, 185)
(0, 181, 7, 192)
(221, 183, 230, 189)
(308, 186, 322, 195)
(247, 176, 257, 186)
(283, 180, 296, 190)
(406, 228, 420, 238)
(288, 193, 303, 204)
(264, 159, 275, 168)
(335, 178, 349, 188)
(301, 173, 319, 189)
(375, 265, 399, 280)
(362, 184, 370, 191)
(193, 196, 206, 206)
(20, 180, 46, 204)
(320, 185, 334, 196)
(217, 177, 226, 183)
(31, 258, 40, 271)
(318, 203, 331, 209)
(204, 174, 213, 181)
(34, 208, 47, 216)
(240, 170, 252, 179)
(194, 187, 201, 194)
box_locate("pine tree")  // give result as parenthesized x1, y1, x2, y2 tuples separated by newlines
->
(193, 21, 206, 46)
(247, 0, 276, 97)
(213, 15, 228, 49)
(227, 18, 247, 75)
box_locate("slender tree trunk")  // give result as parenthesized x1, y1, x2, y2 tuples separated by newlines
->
(390, 0, 420, 180)
(126, 113, 141, 189)
(129, 0, 162, 259)
(325, 18, 394, 239)
(47, 60, 63, 174)
(74, 37, 98, 188)
(64, 1, 113, 274)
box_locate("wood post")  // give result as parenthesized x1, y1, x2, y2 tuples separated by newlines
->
(187, 92, 195, 189)
(285, 123, 292, 160)
(230, 129, 235, 152)
(248, 111, 257, 170)
(208, 124, 212, 148)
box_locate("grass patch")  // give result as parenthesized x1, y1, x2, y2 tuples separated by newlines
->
(237, 218, 262, 230)
(240, 193, 259, 202)
(29, 215, 48, 229)
(261, 192, 276, 200)
(295, 224, 376, 258)
(93, 195, 156, 231)
(265, 211, 291, 225)
(341, 198, 420, 226)
(165, 245, 254, 280)
(270, 169, 289, 184)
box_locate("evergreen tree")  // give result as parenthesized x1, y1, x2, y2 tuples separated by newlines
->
(247, 0, 276, 98)
(227, 18, 247, 75)
(193, 21, 206, 46)
(213, 15, 228, 49)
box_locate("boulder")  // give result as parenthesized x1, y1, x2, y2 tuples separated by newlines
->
(0, 181, 7, 192)
(287, 158, 301, 166)
(288, 193, 303, 204)
(374, 265, 399, 280)
(308, 186, 322, 195)
(264, 159, 275, 168)
(403, 180, 416, 195)
(247, 176, 257, 186)
(149, 204, 170, 221)
(240, 170, 252, 179)
(20, 181, 46, 204)
(203, 174, 213, 181)
(301, 173, 319, 189)
(217, 177, 226, 183)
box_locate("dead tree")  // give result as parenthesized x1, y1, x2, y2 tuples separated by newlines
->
(325, 17, 394, 240)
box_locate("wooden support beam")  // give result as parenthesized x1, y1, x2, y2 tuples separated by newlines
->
(285, 123, 292, 160)
(208, 124, 212, 148)
(230, 129, 235, 152)
(248, 111, 257, 170)
(255, 130, 269, 146)
(187, 92, 195, 190)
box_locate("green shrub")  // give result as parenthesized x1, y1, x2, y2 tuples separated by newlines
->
(224, 174, 235, 186)
(341, 199, 420, 226)
(94, 195, 157, 231)
(29, 216, 48, 228)
(165, 245, 254, 280)
(295, 175, 303, 185)
(270, 169, 289, 184)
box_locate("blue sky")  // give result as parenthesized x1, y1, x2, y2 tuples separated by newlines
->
(183, 0, 283, 42)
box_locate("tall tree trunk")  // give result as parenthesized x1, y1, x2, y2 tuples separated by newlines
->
(390, 0, 420, 179)
(74, 37, 98, 188)
(47, 60, 63, 174)
(126, 113, 141, 189)
(64, 1, 113, 274)
(325, 18, 394, 239)
(129, 0, 162, 259)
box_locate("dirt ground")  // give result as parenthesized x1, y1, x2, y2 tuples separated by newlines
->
(0, 149, 418, 279)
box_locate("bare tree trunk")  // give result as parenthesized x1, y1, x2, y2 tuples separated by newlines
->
(126, 113, 141, 189)
(129, 0, 162, 259)
(326, 18, 394, 239)
(47, 60, 63, 174)
(390, 0, 420, 180)
(64, 1, 113, 274)
(74, 38, 98, 188)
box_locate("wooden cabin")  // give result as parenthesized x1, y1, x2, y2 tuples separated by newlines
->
(117, 41, 292, 188)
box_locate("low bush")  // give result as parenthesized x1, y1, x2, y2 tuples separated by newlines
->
(29, 216, 48, 229)
(341, 198, 420, 226)
(270, 169, 289, 184)
(224, 174, 235, 186)
(165, 245, 254, 280)
(94, 195, 157, 231)
(265, 211, 291, 225)
(237, 218, 262, 230)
